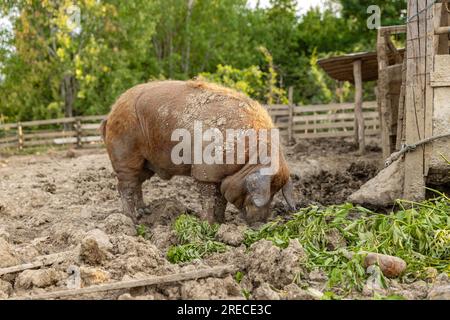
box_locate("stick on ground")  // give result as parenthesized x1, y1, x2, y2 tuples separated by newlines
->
(11, 265, 237, 300)
(0, 250, 74, 276)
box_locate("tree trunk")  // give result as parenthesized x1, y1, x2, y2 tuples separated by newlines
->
(183, 0, 195, 76)
(61, 74, 77, 130)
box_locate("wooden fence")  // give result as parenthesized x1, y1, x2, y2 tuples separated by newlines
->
(0, 115, 106, 150)
(0, 102, 379, 151)
(267, 101, 379, 140)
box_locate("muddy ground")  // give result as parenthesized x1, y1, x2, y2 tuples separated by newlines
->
(0, 138, 447, 300)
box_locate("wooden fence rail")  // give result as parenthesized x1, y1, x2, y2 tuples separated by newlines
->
(0, 102, 379, 151)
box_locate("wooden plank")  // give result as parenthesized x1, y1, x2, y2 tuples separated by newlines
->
(293, 111, 379, 123)
(424, 1, 438, 176)
(434, 26, 450, 34)
(0, 136, 18, 144)
(294, 129, 380, 139)
(0, 142, 18, 148)
(0, 123, 18, 130)
(437, 2, 449, 54)
(379, 25, 407, 36)
(24, 131, 76, 139)
(265, 101, 378, 115)
(430, 55, 450, 86)
(267, 110, 290, 117)
(79, 115, 107, 121)
(404, 0, 426, 201)
(25, 139, 63, 147)
(293, 120, 379, 131)
(386, 64, 404, 83)
(20, 117, 76, 127)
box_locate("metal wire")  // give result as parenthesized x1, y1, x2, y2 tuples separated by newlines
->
(406, 0, 438, 23)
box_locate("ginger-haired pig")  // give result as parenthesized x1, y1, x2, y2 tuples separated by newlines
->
(101, 80, 296, 225)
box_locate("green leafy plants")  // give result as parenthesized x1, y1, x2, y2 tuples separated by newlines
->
(136, 224, 149, 239)
(244, 196, 450, 292)
(167, 214, 227, 263)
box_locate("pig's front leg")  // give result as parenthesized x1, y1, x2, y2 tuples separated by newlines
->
(196, 182, 227, 224)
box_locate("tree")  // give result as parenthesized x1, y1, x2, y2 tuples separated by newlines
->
(0, 0, 158, 121)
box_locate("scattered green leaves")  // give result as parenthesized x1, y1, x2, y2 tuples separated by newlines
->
(173, 214, 219, 244)
(136, 224, 149, 239)
(167, 240, 227, 264)
(244, 197, 450, 292)
(167, 214, 227, 263)
(235, 271, 244, 284)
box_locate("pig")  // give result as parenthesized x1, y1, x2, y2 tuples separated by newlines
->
(101, 80, 296, 225)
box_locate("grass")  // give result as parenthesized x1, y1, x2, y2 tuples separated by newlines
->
(244, 196, 450, 292)
(167, 214, 227, 263)
(136, 224, 149, 239)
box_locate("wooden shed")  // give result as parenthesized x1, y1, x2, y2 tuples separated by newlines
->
(349, 0, 450, 205)
(318, 49, 405, 154)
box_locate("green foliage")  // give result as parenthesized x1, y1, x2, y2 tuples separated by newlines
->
(0, 0, 407, 120)
(244, 197, 450, 292)
(167, 240, 227, 264)
(198, 47, 288, 104)
(241, 288, 251, 300)
(199, 64, 266, 101)
(173, 214, 219, 243)
(234, 271, 244, 283)
(136, 224, 149, 238)
(167, 214, 227, 263)
(0, 0, 158, 121)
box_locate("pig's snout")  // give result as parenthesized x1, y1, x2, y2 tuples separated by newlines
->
(242, 199, 271, 225)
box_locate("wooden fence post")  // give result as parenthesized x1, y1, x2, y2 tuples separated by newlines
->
(75, 117, 82, 148)
(17, 122, 23, 150)
(287, 86, 294, 145)
(353, 59, 365, 154)
(403, 0, 428, 201)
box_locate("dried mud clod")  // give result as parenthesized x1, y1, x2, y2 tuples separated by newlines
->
(244, 239, 307, 289)
(138, 198, 187, 228)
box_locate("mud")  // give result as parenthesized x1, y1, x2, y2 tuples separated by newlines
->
(0, 139, 445, 300)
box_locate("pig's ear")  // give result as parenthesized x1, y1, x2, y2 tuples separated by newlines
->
(245, 171, 271, 208)
(282, 178, 296, 211)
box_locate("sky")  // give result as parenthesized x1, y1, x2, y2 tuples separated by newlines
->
(248, 0, 326, 15)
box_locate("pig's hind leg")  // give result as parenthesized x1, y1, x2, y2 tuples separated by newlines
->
(112, 153, 154, 224)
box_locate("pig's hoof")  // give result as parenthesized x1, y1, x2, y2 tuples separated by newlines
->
(137, 207, 151, 216)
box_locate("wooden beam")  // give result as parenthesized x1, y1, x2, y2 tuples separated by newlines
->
(379, 25, 407, 36)
(377, 28, 392, 160)
(353, 59, 365, 154)
(434, 26, 450, 34)
(403, 0, 427, 201)
(437, 1, 449, 54)
(396, 58, 408, 150)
